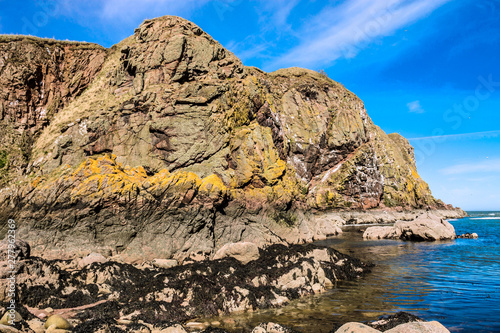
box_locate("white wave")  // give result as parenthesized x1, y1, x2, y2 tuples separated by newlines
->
(470, 217, 500, 220)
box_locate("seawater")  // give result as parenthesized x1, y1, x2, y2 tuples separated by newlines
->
(207, 211, 500, 332)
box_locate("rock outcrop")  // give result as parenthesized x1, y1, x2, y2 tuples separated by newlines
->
(363, 213, 456, 241)
(332, 312, 450, 333)
(0, 16, 464, 260)
(0, 243, 369, 332)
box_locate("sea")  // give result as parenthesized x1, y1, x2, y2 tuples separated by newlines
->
(209, 211, 500, 333)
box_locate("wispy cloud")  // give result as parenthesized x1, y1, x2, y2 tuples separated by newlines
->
(408, 130, 500, 141)
(407, 100, 424, 113)
(56, 0, 211, 26)
(267, 0, 451, 69)
(440, 158, 500, 175)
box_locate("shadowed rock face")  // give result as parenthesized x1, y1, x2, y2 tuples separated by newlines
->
(0, 16, 462, 260)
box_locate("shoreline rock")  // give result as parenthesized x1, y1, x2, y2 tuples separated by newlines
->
(457, 233, 478, 239)
(0, 242, 370, 332)
(363, 213, 457, 241)
(332, 312, 450, 333)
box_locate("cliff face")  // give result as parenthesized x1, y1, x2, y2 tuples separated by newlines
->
(0, 16, 456, 261)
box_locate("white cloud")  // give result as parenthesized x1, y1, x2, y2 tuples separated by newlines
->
(440, 158, 500, 175)
(55, 0, 211, 26)
(268, 0, 451, 69)
(407, 100, 424, 113)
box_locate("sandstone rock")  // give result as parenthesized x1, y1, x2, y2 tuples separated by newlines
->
(152, 259, 178, 269)
(0, 323, 21, 332)
(78, 252, 108, 268)
(44, 315, 71, 330)
(363, 226, 400, 240)
(0, 311, 22, 325)
(213, 242, 260, 264)
(26, 318, 45, 333)
(364, 214, 456, 241)
(334, 322, 381, 333)
(15, 244, 367, 330)
(0, 239, 30, 261)
(251, 322, 297, 333)
(385, 321, 450, 333)
(396, 214, 456, 241)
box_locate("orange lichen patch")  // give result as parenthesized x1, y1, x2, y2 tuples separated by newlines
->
(30, 176, 44, 188)
(263, 159, 286, 185)
(144, 170, 202, 199)
(142, 168, 171, 188)
(409, 166, 421, 180)
(199, 174, 227, 197)
(70, 155, 149, 199)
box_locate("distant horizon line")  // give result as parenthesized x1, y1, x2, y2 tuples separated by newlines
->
(407, 130, 500, 141)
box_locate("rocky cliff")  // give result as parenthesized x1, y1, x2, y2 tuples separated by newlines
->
(0, 16, 462, 261)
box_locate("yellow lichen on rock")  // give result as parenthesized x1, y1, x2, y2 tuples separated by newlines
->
(199, 174, 227, 199)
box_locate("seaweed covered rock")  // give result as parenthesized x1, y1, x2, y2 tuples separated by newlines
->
(0, 238, 30, 261)
(367, 312, 425, 331)
(1, 244, 369, 332)
(333, 312, 450, 333)
(212, 242, 260, 264)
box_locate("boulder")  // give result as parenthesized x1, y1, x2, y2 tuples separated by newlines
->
(395, 214, 455, 241)
(363, 214, 456, 241)
(363, 226, 400, 240)
(385, 321, 450, 333)
(77, 253, 108, 269)
(334, 322, 381, 332)
(44, 315, 72, 330)
(213, 242, 260, 264)
(0, 239, 30, 261)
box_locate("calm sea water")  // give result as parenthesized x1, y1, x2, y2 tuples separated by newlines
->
(207, 211, 500, 333)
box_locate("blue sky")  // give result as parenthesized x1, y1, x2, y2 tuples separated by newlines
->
(1, 0, 499, 210)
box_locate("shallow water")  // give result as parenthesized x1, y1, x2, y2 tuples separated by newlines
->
(202, 211, 500, 332)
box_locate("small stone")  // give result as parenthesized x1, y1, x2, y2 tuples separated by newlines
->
(335, 322, 381, 333)
(44, 307, 54, 313)
(152, 259, 178, 269)
(44, 315, 72, 330)
(0, 311, 22, 325)
(213, 242, 260, 264)
(185, 322, 207, 330)
(78, 252, 108, 269)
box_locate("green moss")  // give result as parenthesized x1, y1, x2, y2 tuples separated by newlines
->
(0, 151, 7, 169)
(271, 210, 297, 227)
